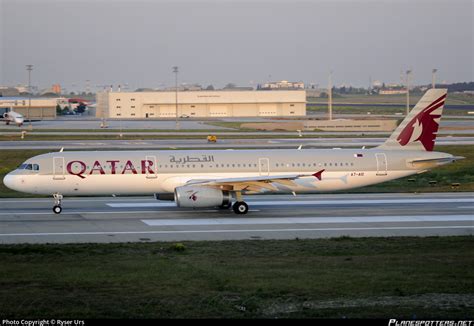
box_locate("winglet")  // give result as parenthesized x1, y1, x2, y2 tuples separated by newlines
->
(312, 169, 325, 180)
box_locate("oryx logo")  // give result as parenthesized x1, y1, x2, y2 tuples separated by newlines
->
(397, 93, 446, 151)
(188, 191, 198, 201)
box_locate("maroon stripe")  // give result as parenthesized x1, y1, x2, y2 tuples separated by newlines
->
(422, 94, 446, 112)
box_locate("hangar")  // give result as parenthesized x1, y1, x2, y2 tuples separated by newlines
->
(0, 97, 62, 119)
(96, 90, 306, 118)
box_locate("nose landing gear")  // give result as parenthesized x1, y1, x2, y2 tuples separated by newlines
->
(53, 193, 63, 214)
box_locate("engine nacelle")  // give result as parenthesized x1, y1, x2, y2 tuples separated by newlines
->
(3, 113, 8, 118)
(174, 186, 232, 208)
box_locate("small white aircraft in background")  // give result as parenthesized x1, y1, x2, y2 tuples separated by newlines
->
(2, 108, 25, 126)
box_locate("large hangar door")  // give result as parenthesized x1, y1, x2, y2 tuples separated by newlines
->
(159, 105, 176, 117)
(258, 104, 277, 116)
(209, 105, 228, 117)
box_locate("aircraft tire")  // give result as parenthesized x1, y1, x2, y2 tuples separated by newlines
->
(233, 201, 248, 214)
(53, 205, 62, 214)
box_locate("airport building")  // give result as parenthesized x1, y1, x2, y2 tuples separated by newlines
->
(0, 97, 66, 119)
(96, 90, 306, 118)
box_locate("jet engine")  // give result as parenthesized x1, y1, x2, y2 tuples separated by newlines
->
(3, 113, 8, 118)
(174, 186, 232, 208)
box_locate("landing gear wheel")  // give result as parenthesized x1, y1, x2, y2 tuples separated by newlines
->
(53, 205, 62, 214)
(52, 193, 63, 214)
(233, 201, 249, 215)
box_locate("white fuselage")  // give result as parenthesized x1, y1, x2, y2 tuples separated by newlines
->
(3, 110, 25, 126)
(3, 148, 452, 196)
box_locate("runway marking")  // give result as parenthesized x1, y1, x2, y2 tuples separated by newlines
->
(0, 226, 472, 237)
(107, 198, 474, 208)
(141, 215, 474, 226)
(458, 206, 474, 209)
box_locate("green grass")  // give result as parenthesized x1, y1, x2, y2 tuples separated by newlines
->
(308, 93, 474, 105)
(0, 237, 472, 318)
(0, 145, 473, 197)
(306, 105, 469, 116)
(0, 128, 235, 133)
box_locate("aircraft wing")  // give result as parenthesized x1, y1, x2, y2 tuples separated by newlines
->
(186, 170, 324, 193)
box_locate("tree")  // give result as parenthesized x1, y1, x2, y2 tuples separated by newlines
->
(206, 85, 215, 90)
(224, 83, 236, 89)
(75, 103, 86, 114)
(56, 104, 63, 115)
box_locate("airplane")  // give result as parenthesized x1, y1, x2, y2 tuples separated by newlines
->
(1, 108, 25, 126)
(3, 89, 463, 215)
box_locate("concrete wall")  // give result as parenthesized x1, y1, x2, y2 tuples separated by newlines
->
(14, 107, 56, 118)
(97, 90, 306, 118)
(240, 120, 397, 132)
(304, 119, 398, 132)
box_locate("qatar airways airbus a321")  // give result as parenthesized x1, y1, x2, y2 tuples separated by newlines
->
(3, 89, 462, 214)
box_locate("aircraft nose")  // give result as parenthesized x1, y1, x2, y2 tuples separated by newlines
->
(3, 173, 21, 191)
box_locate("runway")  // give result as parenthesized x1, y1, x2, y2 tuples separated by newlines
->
(0, 136, 473, 150)
(0, 192, 472, 244)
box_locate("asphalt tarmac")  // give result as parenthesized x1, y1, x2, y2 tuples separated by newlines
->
(0, 192, 472, 244)
(0, 136, 473, 150)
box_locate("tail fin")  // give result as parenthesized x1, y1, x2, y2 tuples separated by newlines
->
(378, 88, 447, 151)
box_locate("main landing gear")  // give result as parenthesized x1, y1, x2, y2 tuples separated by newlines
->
(232, 191, 249, 215)
(232, 201, 248, 214)
(53, 193, 63, 214)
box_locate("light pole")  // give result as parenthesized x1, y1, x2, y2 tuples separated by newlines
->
(432, 69, 437, 89)
(173, 66, 179, 130)
(26, 64, 33, 126)
(405, 69, 411, 115)
(328, 71, 333, 121)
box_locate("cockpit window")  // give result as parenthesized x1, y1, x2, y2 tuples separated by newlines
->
(18, 163, 39, 171)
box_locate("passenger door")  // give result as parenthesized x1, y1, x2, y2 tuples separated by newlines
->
(258, 158, 270, 176)
(53, 157, 65, 180)
(375, 153, 388, 176)
(145, 155, 157, 179)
